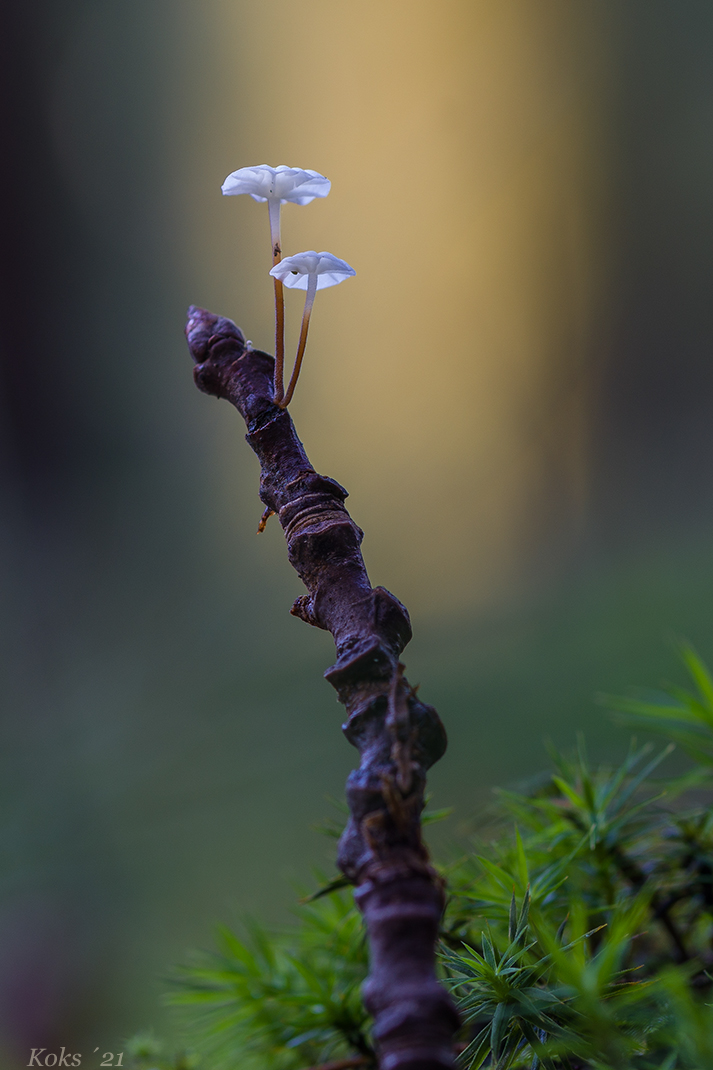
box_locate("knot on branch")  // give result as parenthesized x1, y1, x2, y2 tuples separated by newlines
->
(343, 691, 446, 770)
(337, 680, 447, 886)
(324, 588, 412, 694)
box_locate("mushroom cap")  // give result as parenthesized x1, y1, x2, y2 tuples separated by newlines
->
(269, 251, 356, 290)
(221, 164, 330, 205)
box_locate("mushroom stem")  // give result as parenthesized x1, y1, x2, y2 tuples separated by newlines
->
(279, 273, 317, 408)
(268, 199, 285, 404)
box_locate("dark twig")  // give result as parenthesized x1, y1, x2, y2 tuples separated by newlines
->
(186, 307, 459, 1070)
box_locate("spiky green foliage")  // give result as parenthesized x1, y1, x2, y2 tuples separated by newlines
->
(166, 892, 373, 1070)
(141, 648, 713, 1070)
(442, 891, 663, 1070)
(608, 644, 713, 772)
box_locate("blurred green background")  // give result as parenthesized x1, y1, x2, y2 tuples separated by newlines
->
(2, 0, 713, 1061)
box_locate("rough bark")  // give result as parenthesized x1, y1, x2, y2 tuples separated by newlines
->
(185, 306, 459, 1070)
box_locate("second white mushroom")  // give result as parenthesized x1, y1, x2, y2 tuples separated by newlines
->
(269, 252, 356, 408)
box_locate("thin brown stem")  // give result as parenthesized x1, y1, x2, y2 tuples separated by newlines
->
(268, 199, 285, 403)
(279, 277, 316, 408)
(273, 276, 285, 403)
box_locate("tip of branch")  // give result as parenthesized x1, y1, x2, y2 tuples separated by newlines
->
(185, 306, 245, 364)
(186, 306, 251, 401)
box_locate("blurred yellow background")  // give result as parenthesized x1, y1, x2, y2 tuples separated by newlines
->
(183, 0, 609, 611)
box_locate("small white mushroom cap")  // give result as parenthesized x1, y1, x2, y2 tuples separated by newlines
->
(269, 251, 356, 290)
(221, 165, 331, 205)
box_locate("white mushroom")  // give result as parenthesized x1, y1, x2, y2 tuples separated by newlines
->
(269, 252, 356, 408)
(221, 165, 331, 402)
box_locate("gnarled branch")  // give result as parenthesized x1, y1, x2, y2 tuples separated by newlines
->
(185, 306, 459, 1070)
